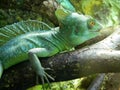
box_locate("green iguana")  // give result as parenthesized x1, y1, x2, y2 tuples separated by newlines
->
(0, 8, 102, 85)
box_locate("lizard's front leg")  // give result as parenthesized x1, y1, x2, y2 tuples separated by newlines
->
(28, 48, 58, 85)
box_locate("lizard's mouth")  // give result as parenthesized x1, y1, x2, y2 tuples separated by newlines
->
(89, 25, 103, 32)
(89, 28, 102, 32)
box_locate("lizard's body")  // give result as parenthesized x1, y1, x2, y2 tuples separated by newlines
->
(1, 28, 73, 69)
(0, 8, 102, 84)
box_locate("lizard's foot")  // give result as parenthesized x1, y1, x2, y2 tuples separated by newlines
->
(37, 67, 54, 89)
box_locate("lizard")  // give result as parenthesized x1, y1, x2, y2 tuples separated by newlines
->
(0, 8, 102, 85)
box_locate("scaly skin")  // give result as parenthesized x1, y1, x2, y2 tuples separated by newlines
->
(0, 29, 71, 69)
(0, 8, 102, 85)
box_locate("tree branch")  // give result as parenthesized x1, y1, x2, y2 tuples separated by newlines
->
(0, 26, 120, 89)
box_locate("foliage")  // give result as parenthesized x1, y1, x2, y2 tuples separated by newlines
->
(71, 0, 120, 27)
(0, 9, 42, 27)
(0, 9, 54, 28)
(103, 0, 120, 26)
(27, 79, 83, 90)
(27, 74, 97, 90)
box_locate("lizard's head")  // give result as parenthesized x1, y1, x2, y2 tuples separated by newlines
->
(55, 8, 103, 46)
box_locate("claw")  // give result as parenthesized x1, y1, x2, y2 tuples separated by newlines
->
(45, 72, 55, 81)
(35, 75, 39, 84)
(44, 68, 53, 71)
(41, 76, 45, 90)
(44, 75, 51, 89)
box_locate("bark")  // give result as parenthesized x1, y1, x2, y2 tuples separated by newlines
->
(87, 74, 105, 90)
(0, 26, 120, 89)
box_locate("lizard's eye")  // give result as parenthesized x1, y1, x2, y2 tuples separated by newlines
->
(90, 21, 95, 26)
(87, 19, 95, 29)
